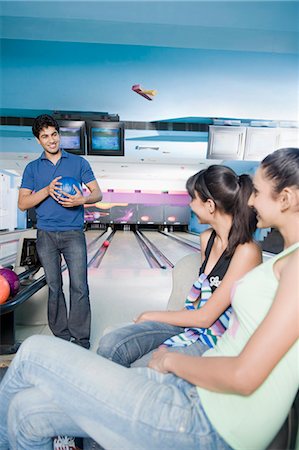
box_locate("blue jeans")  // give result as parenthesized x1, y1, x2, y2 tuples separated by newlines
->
(97, 321, 209, 367)
(36, 230, 90, 348)
(0, 335, 232, 450)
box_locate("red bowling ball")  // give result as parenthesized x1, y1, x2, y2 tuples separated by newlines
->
(0, 268, 20, 297)
(103, 240, 110, 248)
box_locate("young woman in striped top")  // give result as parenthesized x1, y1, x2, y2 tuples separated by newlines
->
(97, 165, 261, 367)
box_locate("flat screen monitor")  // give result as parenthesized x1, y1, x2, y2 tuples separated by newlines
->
(87, 121, 124, 156)
(111, 204, 137, 223)
(58, 120, 86, 155)
(84, 205, 112, 224)
(137, 205, 164, 224)
(164, 205, 191, 225)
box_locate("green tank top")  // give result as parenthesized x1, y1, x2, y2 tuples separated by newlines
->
(197, 242, 299, 450)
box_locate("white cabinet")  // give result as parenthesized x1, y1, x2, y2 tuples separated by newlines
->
(243, 127, 280, 161)
(278, 128, 299, 149)
(207, 126, 246, 160)
(207, 126, 299, 161)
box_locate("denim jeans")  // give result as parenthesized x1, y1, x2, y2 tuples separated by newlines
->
(36, 230, 91, 348)
(0, 335, 232, 450)
(97, 321, 209, 367)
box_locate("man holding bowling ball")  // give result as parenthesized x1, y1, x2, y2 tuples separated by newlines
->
(18, 114, 102, 349)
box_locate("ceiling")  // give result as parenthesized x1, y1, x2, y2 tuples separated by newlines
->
(0, 1, 298, 185)
(1, 1, 297, 50)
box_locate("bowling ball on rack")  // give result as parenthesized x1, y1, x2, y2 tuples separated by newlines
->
(57, 177, 82, 198)
(0, 268, 20, 297)
(0, 274, 10, 304)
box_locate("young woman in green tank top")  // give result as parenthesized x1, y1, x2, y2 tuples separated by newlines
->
(0, 147, 298, 450)
(149, 147, 299, 449)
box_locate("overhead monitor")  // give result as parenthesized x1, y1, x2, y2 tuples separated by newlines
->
(137, 205, 164, 224)
(58, 120, 86, 155)
(111, 204, 137, 223)
(86, 121, 125, 156)
(164, 205, 191, 225)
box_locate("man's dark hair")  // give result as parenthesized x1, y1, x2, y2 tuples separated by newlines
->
(32, 114, 60, 138)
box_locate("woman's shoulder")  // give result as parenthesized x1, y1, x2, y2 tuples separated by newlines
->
(273, 243, 299, 279)
(233, 240, 262, 261)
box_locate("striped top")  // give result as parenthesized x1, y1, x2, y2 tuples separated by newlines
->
(162, 230, 233, 349)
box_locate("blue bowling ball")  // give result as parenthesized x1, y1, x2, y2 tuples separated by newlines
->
(58, 177, 82, 198)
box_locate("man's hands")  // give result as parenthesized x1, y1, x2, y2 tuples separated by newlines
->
(49, 177, 85, 208)
(48, 176, 62, 201)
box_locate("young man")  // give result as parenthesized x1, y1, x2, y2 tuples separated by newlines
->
(18, 114, 102, 349)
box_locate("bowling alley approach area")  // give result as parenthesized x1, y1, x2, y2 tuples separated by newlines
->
(0, 223, 283, 356)
(0, 224, 202, 354)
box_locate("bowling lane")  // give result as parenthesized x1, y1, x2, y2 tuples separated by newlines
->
(141, 230, 199, 266)
(99, 230, 152, 270)
(85, 229, 113, 264)
(86, 230, 172, 345)
(173, 231, 201, 245)
(85, 229, 102, 243)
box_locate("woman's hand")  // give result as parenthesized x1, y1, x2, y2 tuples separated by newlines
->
(134, 311, 156, 323)
(148, 347, 171, 373)
(134, 309, 195, 326)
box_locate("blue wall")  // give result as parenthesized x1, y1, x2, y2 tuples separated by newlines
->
(1, 39, 298, 122)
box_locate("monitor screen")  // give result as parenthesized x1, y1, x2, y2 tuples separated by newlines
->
(137, 205, 164, 224)
(87, 121, 124, 156)
(58, 120, 86, 155)
(163, 205, 191, 225)
(111, 204, 137, 223)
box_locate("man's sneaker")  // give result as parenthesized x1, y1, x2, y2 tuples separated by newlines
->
(53, 436, 77, 450)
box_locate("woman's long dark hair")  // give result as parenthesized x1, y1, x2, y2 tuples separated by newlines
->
(261, 148, 299, 194)
(186, 165, 257, 257)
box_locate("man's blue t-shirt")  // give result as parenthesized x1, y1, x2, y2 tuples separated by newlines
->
(21, 150, 96, 231)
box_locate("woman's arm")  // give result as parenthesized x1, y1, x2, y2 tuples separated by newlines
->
(135, 230, 210, 323)
(136, 240, 261, 328)
(149, 250, 299, 395)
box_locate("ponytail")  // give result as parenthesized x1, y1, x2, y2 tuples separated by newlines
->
(187, 166, 257, 258)
(226, 174, 257, 257)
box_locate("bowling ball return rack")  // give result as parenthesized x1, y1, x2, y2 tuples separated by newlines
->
(0, 267, 46, 354)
